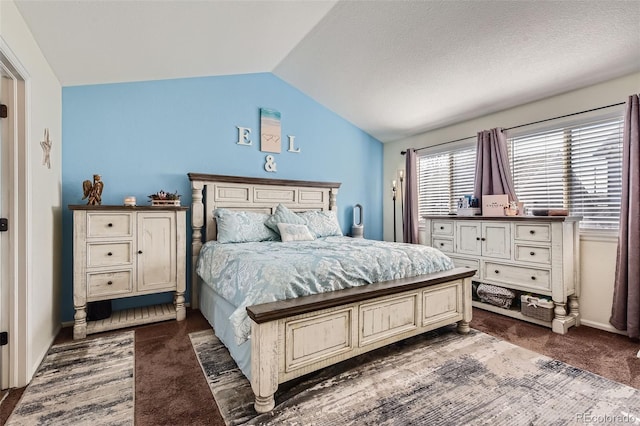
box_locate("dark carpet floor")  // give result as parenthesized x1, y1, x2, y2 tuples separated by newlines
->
(0, 308, 637, 425)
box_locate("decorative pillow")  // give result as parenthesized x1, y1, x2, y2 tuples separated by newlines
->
(265, 204, 305, 234)
(277, 223, 315, 242)
(214, 208, 279, 243)
(298, 210, 343, 238)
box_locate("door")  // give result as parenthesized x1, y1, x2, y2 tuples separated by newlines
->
(0, 46, 29, 389)
(0, 69, 9, 389)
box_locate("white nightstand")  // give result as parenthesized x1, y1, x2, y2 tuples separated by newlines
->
(70, 205, 188, 339)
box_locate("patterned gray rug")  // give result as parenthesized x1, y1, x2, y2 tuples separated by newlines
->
(190, 327, 640, 426)
(6, 331, 135, 426)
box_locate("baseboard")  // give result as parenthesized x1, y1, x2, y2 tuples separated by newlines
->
(580, 319, 628, 336)
(29, 322, 63, 386)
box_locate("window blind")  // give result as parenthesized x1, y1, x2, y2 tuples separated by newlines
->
(417, 145, 475, 216)
(508, 117, 624, 230)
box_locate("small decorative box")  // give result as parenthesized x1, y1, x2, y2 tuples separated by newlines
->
(457, 207, 481, 216)
(520, 295, 554, 322)
(151, 199, 181, 206)
(148, 190, 181, 206)
(482, 194, 509, 216)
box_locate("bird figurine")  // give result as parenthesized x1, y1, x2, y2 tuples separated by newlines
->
(82, 174, 104, 205)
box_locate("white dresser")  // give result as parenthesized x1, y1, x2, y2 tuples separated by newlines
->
(70, 205, 188, 339)
(423, 215, 581, 334)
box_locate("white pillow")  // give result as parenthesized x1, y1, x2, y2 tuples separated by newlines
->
(277, 223, 315, 242)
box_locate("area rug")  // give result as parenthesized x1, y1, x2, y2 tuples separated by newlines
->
(190, 327, 640, 426)
(6, 331, 135, 426)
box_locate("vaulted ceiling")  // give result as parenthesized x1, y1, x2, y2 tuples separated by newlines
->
(14, 0, 640, 142)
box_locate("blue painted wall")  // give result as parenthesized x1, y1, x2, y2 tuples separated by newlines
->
(61, 72, 383, 322)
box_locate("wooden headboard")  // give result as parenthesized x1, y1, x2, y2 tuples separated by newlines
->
(187, 173, 341, 308)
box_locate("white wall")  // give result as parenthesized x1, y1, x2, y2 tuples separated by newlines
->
(384, 72, 640, 333)
(0, 0, 62, 385)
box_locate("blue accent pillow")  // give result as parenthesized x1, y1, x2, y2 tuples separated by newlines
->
(265, 204, 305, 234)
(214, 208, 279, 243)
(298, 210, 343, 238)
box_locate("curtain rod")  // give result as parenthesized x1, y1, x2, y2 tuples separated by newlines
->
(400, 101, 625, 155)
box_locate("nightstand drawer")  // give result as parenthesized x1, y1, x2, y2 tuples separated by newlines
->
(87, 213, 133, 238)
(87, 242, 132, 267)
(483, 261, 551, 291)
(515, 245, 551, 265)
(514, 223, 551, 242)
(87, 270, 133, 298)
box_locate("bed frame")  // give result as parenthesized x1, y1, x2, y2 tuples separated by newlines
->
(188, 173, 474, 413)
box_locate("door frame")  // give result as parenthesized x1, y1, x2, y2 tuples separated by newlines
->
(0, 37, 30, 389)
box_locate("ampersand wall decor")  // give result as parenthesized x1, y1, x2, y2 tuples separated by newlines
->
(264, 155, 277, 172)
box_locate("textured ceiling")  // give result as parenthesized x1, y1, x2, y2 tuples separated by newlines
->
(14, 0, 640, 142)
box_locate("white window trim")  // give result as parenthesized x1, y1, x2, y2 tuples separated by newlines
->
(579, 229, 619, 242)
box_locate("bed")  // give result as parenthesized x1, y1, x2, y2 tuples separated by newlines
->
(188, 173, 474, 413)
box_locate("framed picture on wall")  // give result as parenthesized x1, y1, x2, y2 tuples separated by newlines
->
(260, 108, 282, 153)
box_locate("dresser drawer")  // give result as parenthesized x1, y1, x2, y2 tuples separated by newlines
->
(514, 223, 551, 242)
(87, 270, 133, 298)
(432, 237, 454, 253)
(87, 242, 132, 267)
(515, 245, 551, 265)
(449, 256, 479, 278)
(432, 221, 454, 236)
(483, 261, 551, 291)
(87, 213, 133, 238)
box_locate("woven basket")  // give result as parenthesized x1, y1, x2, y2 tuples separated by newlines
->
(477, 284, 516, 309)
(520, 295, 554, 321)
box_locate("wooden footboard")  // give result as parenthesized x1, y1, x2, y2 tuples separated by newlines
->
(246, 267, 475, 413)
(187, 174, 476, 413)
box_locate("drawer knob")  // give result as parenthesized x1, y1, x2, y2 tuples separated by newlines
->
(440, 226, 444, 230)
(531, 276, 536, 281)
(529, 230, 535, 235)
(530, 251, 535, 256)
(107, 280, 113, 285)
(107, 252, 113, 256)
(476, 237, 480, 241)
(439, 243, 444, 247)
(481, 237, 486, 241)
(494, 270, 500, 274)
(108, 223, 113, 227)
(138, 250, 143, 254)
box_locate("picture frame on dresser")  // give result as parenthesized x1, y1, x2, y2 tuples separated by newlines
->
(69, 204, 188, 339)
(423, 214, 581, 334)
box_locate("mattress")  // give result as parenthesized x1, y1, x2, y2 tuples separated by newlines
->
(197, 236, 454, 345)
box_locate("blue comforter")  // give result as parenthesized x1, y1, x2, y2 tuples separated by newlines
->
(196, 236, 454, 344)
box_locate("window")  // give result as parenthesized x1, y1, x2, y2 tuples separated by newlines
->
(416, 113, 624, 230)
(509, 116, 623, 230)
(417, 143, 475, 216)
